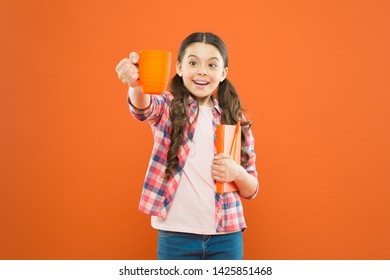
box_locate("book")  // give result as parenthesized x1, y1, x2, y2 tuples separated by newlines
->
(215, 123, 241, 193)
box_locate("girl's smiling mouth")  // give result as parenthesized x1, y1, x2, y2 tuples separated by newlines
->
(193, 80, 210, 85)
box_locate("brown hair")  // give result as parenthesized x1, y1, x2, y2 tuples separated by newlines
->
(165, 32, 252, 179)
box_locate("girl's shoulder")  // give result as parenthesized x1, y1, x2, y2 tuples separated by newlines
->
(153, 91, 174, 103)
(164, 91, 174, 99)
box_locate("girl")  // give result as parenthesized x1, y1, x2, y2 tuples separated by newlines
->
(115, 32, 259, 260)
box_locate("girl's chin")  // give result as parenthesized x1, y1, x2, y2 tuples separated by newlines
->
(189, 86, 217, 96)
(189, 91, 213, 99)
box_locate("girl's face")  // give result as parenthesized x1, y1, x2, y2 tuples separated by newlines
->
(176, 42, 228, 107)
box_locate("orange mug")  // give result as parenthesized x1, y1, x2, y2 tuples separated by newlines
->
(138, 50, 171, 94)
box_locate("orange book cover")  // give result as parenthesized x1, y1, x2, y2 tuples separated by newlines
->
(216, 123, 241, 193)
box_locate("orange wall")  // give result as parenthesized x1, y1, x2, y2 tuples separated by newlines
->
(1, 0, 389, 259)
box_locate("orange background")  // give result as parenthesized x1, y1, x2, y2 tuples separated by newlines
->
(1, 0, 389, 259)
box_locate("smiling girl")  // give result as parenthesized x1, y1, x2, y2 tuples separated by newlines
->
(115, 32, 259, 260)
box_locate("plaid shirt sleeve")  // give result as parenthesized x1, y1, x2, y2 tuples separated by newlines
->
(127, 92, 175, 218)
(128, 93, 167, 126)
(240, 115, 259, 200)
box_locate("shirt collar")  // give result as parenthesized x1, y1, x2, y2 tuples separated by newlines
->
(187, 94, 222, 114)
(211, 95, 222, 115)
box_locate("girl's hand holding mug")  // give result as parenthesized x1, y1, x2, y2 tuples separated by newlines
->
(116, 50, 171, 94)
(115, 52, 140, 88)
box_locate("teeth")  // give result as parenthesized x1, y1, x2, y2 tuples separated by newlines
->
(194, 80, 208, 85)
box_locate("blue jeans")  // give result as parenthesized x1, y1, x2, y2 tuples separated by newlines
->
(157, 230, 243, 260)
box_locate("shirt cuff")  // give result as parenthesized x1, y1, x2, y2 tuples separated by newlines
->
(128, 95, 153, 118)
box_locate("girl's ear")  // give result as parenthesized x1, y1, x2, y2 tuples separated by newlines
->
(221, 67, 228, 82)
(176, 61, 182, 77)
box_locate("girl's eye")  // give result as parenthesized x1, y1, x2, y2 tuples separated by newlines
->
(189, 61, 197, 66)
(209, 64, 218, 68)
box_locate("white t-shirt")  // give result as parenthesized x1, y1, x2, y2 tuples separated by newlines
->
(151, 105, 222, 234)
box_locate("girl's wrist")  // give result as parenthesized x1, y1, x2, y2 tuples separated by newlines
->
(234, 164, 246, 183)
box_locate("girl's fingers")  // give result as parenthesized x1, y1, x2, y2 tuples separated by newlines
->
(130, 52, 139, 64)
(131, 72, 139, 81)
(212, 163, 225, 176)
(117, 63, 129, 78)
(115, 58, 129, 73)
(118, 63, 139, 83)
(116, 54, 139, 84)
(212, 166, 222, 174)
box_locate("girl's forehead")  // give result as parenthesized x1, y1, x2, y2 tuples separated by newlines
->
(183, 42, 223, 60)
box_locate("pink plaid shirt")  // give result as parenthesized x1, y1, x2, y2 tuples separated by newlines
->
(129, 92, 258, 232)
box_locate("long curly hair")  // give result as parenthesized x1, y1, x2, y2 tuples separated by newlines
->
(165, 32, 252, 179)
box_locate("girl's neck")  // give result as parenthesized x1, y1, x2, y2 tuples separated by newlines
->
(196, 95, 214, 108)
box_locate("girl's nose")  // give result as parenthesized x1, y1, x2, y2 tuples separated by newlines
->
(197, 64, 207, 76)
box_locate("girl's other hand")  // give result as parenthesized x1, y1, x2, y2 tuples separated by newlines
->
(211, 153, 240, 183)
(115, 52, 140, 87)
